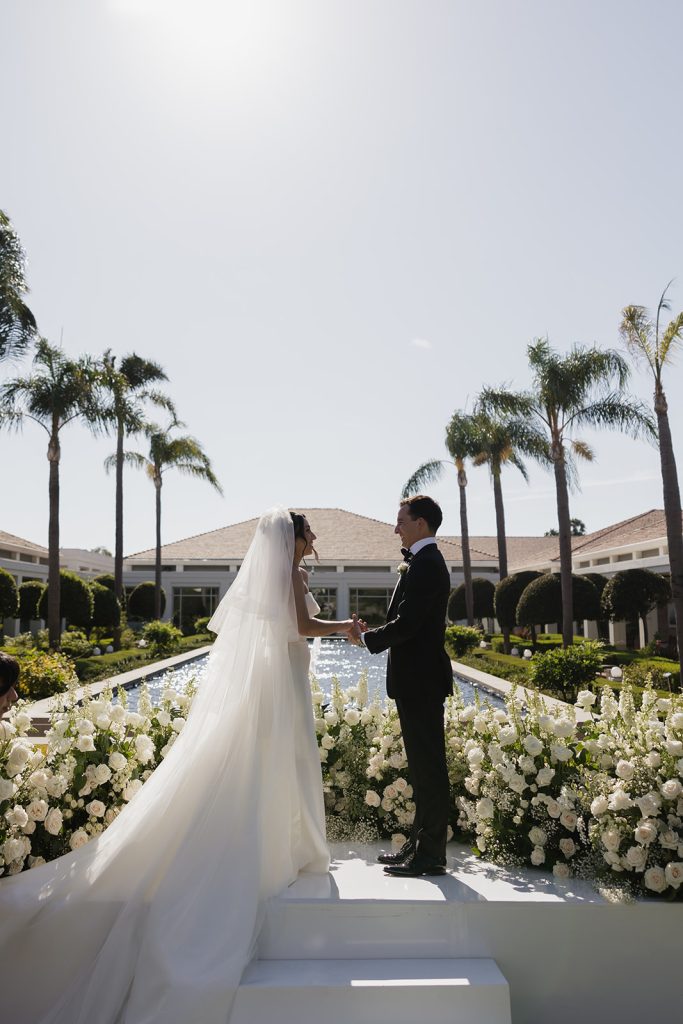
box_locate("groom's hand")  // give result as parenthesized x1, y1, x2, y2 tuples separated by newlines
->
(348, 614, 364, 645)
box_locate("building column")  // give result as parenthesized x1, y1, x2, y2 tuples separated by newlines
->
(583, 619, 599, 640)
(609, 620, 627, 649)
(336, 580, 350, 619)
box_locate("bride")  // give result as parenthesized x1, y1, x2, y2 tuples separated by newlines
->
(0, 507, 355, 1023)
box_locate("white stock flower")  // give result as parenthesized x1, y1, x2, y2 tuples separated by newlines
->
(70, 829, 90, 850)
(550, 744, 572, 763)
(576, 690, 597, 709)
(643, 866, 667, 893)
(44, 808, 63, 836)
(634, 819, 658, 845)
(493, 710, 508, 724)
(458, 706, 476, 724)
(553, 862, 570, 878)
(518, 755, 536, 775)
(670, 713, 683, 731)
(125, 712, 145, 729)
(155, 710, 172, 728)
(664, 862, 683, 888)
(538, 715, 554, 733)
(2, 837, 27, 863)
(553, 719, 575, 739)
(523, 735, 543, 757)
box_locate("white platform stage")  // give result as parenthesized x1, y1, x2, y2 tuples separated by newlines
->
(231, 841, 681, 1024)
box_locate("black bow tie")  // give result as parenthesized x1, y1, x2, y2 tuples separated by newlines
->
(400, 548, 413, 562)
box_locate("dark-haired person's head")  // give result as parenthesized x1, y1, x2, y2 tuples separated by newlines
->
(0, 653, 20, 716)
(290, 512, 318, 563)
(395, 494, 443, 549)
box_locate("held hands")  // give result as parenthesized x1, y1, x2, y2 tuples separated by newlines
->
(346, 613, 368, 646)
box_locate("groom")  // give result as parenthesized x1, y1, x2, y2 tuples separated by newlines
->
(351, 494, 453, 876)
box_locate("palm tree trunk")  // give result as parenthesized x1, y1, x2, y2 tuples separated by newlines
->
(458, 465, 474, 626)
(655, 387, 683, 678)
(113, 419, 124, 649)
(154, 478, 162, 620)
(553, 449, 574, 648)
(47, 425, 61, 649)
(492, 466, 510, 652)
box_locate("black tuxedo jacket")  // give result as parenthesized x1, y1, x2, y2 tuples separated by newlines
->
(363, 542, 453, 701)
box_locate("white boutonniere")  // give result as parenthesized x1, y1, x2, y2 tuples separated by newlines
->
(397, 561, 410, 575)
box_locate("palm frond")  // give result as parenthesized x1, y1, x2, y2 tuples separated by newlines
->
(571, 439, 594, 461)
(401, 460, 447, 498)
(660, 311, 683, 365)
(569, 394, 656, 442)
(619, 305, 656, 374)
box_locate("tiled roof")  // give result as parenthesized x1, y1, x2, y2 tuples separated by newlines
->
(0, 530, 48, 556)
(126, 508, 497, 564)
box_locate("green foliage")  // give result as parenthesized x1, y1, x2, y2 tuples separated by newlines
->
(0, 208, 37, 360)
(90, 581, 121, 629)
(59, 630, 92, 658)
(15, 648, 77, 700)
(601, 568, 672, 623)
(444, 625, 483, 659)
(585, 572, 609, 599)
(529, 641, 604, 702)
(18, 579, 46, 622)
(516, 572, 601, 627)
(622, 660, 680, 692)
(193, 616, 211, 634)
(142, 619, 182, 657)
(458, 650, 532, 684)
(37, 569, 94, 629)
(93, 573, 116, 591)
(128, 581, 165, 622)
(448, 578, 495, 622)
(0, 566, 19, 621)
(494, 571, 542, 629)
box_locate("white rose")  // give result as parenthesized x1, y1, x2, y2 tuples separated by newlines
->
(530, 846, 545, 866)
(108, 751, 127, 772)
(125, 712, 145, 729)
(2, 837, 27, 863)
(608, 789, 633, 812)
(44, 808, 63, 836)
(476, 797, 495, 820)
(536, 767, 555, 788)
(644, 866, 667, 893)
(324, 710, 339, 727)
(394, 777, 408, 792)
(546, 800, 561, 819)
(4, 805, 29, 828)
(76, 735, 96, 753)
(646, 751, 662, 769)
(590, 795, 609, 816)
(95, 714, 112, 730)
(636, 792, 661, 818)
(538, 715, 554, 733)
(666, 740, 683, 756)
(7, 744, 31, 776)
(553, 861, 570, 878)
(560, 810, 578, 831)
(518, 755, 536, 774)
(602, 829, 622, 852)
(76, 719, 95, 735)
(499, 726, 517, 747)
(321, 734, 335, 750)
(559, 838, 576, 858)
(364, 790, 381, 807)
(171, 717, 186, 734)
(134, 735, 155, 764)
(661, 779, 683, 801)
(523, 735, 544, 757)
(155, 710, 172, 728)
(550, 744, 572, 763)
(95, 763, 112, 785)
(529, 826, 547, 846)
(657, 698, 672, 713)
(493, 710, 508, 724)
(344, 709, 361, 727)
(86, 800, 105, 817)
(458, 706, 476, 724)
(659, 829, 679, 851)
(384, 784, 398, 800)
(27, 800, 48, 822)
(576, 690, 597, 709)
(615, 760, 635, 781)
(664, 861, 683, 889)
(70, 829, 90, 850)
(670, 713, 683, 731)
(467, 746, 485, 766)
(509, 773, 526, 795)
(553, 719, 575, 739)
(0, 778, 14, 801)
(22, 820, 36, 835)
(634, 819, 658, 845)
(123, 779, 143, 801)
(624, 845, 648, 871)
(476, 835, 487, 852)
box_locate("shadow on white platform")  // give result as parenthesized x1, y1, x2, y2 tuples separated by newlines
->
(232, 841, 680, 1024)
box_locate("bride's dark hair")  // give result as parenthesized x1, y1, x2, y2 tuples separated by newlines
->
(290, 511, 319, 564)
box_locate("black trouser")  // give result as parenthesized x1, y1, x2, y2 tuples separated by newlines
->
(395, 695, 449, 862)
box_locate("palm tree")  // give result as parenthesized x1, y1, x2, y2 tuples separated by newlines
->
(0, 340, 102, 647)
(620, 284, 683, 678)
(480, 339, 655, 647)
(114, 422, 223, 619)
(0, 210, 37, 363)
(469, 404, 549, 651)
(100, 351, 175, 645)
(402, 411, 482, 625)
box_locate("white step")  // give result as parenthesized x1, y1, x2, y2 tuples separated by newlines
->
(231, 957, 511, 1024)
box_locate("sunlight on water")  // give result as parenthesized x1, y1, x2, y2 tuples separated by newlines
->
(122, 640, 505, 711)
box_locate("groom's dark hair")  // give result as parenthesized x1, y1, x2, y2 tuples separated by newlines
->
(400, 494, 443, 534)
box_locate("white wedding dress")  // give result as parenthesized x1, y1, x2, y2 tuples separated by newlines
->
(0, 507, 330, 1023)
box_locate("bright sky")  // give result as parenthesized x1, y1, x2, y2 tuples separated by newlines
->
(2, 0, 682, 555)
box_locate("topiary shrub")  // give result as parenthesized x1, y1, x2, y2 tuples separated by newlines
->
(128, 582, 166, 622)
(141, 619, 182, 658)
(37, 570, 94, 629)
(585, 572, 609, 600)
(601, 569, 672, 646)
(516, 573, 601, 630)
(15, 648, 78, 700)
(529, 641, 604, 703)
(494, 572, 542, 631)
(90, 581, 121, 629)
(448, 578, 495, 622)
(444, 625, 483, 659)
(0, 567, 19, 638)
(93, 573, 116, 591)
(18, 580, 46, 626)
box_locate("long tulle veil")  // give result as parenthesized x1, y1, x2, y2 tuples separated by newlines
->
(0, 506, 303, 1024)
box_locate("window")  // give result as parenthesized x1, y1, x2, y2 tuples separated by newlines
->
(343, 566, 392, 573)
(615, 553, 633, 562)
(579, 561, 590, 568)
(131, 564, 176, 572)
(595, 557, 609, 565)
(172, 587, 220, 632)
(182, 564, 231, 572)
(639, 548, 659, 559)
(349, 588, 395, 627)
(309, 587, 337, 619)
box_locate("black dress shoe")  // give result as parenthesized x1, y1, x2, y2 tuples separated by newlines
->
(377, 840, 415, 866)
(383, 853, 447, 877)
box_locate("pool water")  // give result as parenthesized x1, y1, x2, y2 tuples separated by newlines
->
(123, 638, 505, 711)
